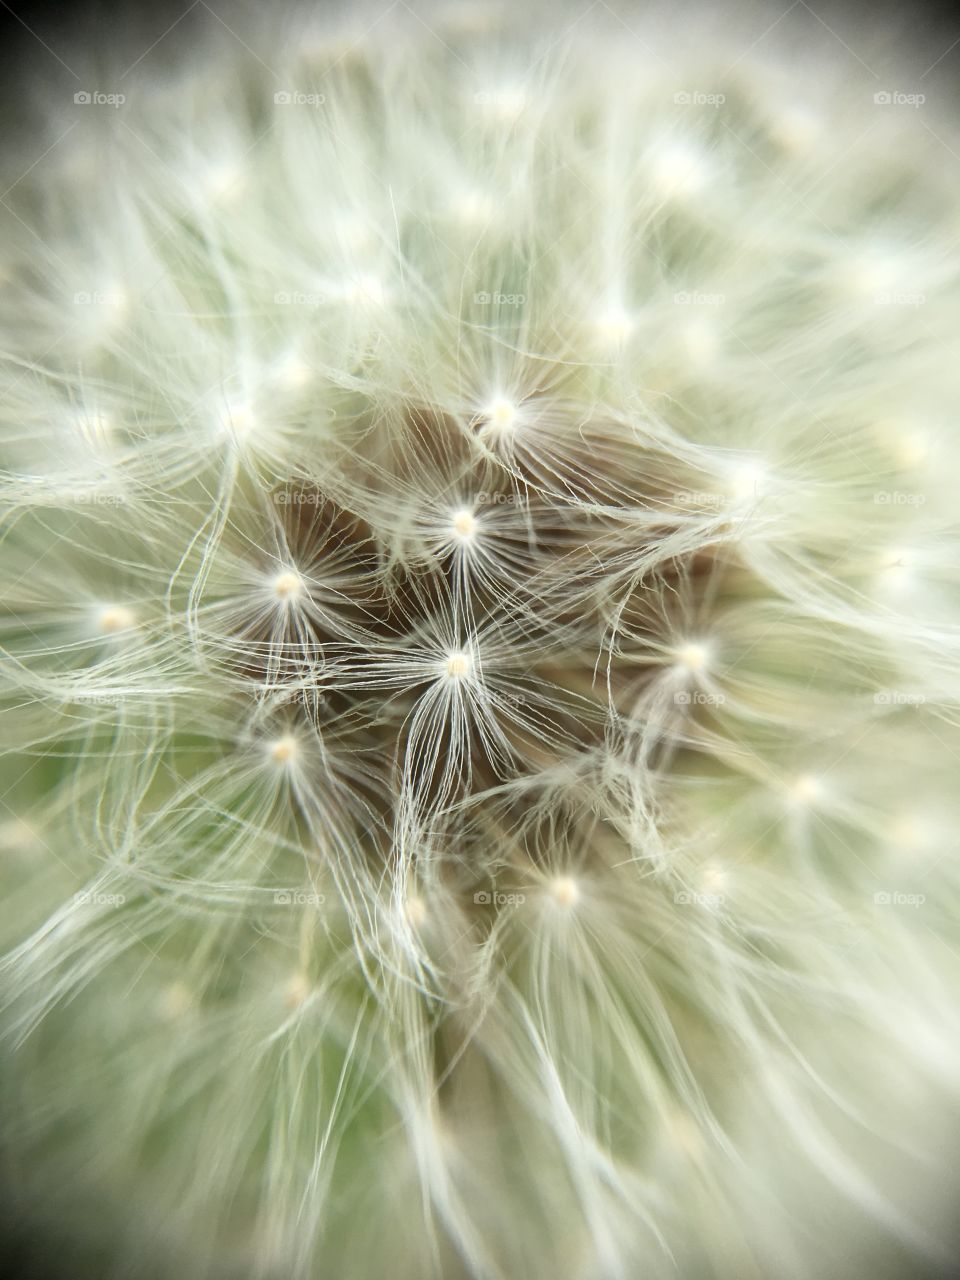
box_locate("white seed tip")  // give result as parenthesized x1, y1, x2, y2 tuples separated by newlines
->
(650, 144, 707, 196)
(789, 774, 822, 805)
(272, 570, 304, 601)
(275, 352, 314, 390)
(405, 895, 427, 927)
(206, 162, 246, 203)
(344, 274, 385, 306)
(700, 864, 728, 892)
(221, 400, 256, 436)
(771, 106, 821, 151)
(453, 190, 494, 223)
(895, 432, 930, 469)
(97, 605, 136, 634)
(450, 508, 477, 540)
(482, 397, 518, 435)
(728, 460, 767, 500)
(159, 981, 194, 1020)
(675, 642, 709, 673)
(268, 734, 299, 765)
(596, 306, 635, 345)
(284, 972, 311, 1009)
(444, 651, 472, 679)
(550, 876, 580, 908)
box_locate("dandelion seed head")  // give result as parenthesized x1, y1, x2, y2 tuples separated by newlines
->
(4, 9, 960, 1278)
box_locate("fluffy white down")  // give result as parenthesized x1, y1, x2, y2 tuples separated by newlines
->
(1, 3, 959, 1278)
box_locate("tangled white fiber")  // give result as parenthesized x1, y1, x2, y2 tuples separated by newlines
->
(1, 1, 960, 1276)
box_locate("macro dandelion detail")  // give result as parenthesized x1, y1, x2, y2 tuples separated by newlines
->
(1, 2, 960, 1277)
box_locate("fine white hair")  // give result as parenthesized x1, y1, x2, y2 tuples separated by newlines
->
(1, 3, 959, 1278)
